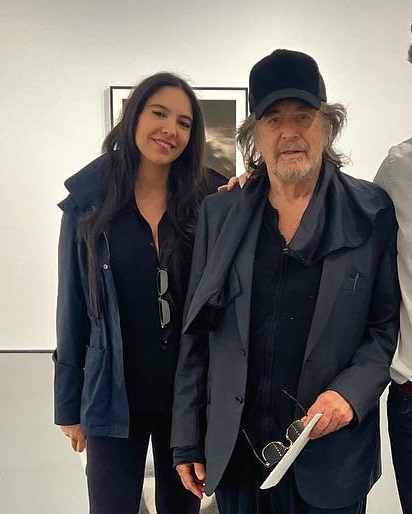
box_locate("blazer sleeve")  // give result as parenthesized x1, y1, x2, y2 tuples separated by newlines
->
(171, 200, 210, 451)
(326, 206, 400, 422)
(53, 207, 90, 425)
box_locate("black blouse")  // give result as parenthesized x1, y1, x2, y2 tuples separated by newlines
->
(109, 170, 226, 413)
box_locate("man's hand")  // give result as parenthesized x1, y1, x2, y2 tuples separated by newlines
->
(217, 171, 251, 192)
(176, 462, 206, 500)
(302, 390, 354, 440)
(60, 424, 86, 452)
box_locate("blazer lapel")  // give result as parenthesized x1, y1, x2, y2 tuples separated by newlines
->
(302, 250, 353, 364)
(185, 178, 267, 334)
(234, 202, 265, 350)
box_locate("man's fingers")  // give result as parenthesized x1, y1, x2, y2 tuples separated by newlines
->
(70, 437, 78, 451)
(308, 413, 331, 439)
(193, 462, 206, 482)
(176, 464, 204, 500)
(305, 391, 354, 439)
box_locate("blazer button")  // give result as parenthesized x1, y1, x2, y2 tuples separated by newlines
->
(235, 395, 244, 404)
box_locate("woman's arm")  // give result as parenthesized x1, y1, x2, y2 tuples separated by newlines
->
(54, 208, 90, 428)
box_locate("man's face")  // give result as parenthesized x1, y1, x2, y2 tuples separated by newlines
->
(255, 99, 326, 183)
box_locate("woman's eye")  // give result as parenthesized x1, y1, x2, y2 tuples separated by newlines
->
(179, 120, 191, 129)
(152, 110, 165, 117)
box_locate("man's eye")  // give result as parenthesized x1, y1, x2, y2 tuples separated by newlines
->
(296, 113, 314, 125)
(268, 116, 281, 125)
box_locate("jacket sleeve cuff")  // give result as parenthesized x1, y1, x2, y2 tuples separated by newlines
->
(173, 446, 205, 467)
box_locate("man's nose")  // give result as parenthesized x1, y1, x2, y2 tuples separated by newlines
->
(279, 117, 300, 138)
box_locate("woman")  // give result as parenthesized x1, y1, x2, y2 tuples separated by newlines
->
(53, 72, 228, 514)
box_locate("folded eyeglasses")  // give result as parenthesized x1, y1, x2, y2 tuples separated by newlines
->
(157, 268, 171, 329)
(242, 389, 306, 468)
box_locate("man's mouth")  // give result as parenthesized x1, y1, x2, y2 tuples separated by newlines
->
(279, 149, 305, 157)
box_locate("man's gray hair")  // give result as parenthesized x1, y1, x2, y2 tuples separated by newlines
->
(237, 102, 349, 174)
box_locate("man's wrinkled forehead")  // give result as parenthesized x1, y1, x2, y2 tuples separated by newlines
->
(262, 98, 317, 116)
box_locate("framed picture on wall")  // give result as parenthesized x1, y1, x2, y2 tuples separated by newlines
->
(109, 86, 249, 177)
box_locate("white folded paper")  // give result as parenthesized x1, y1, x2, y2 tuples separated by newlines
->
(260, 412, 323, 489)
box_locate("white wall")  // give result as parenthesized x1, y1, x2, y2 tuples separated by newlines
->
(0, 1, 410, 512)
(1, 0, 412, 349)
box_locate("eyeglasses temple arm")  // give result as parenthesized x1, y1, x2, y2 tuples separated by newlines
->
(281, 388, 307, 416)
(241, 429, 271, 468)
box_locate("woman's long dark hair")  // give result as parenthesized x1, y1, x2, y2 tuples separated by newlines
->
(78, 72, 207, 316)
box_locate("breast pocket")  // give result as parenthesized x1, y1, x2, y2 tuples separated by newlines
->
(330, 272, 370, 340)
(339, 272, 361, 293)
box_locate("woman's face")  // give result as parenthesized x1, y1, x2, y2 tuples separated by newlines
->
(135, 86, 193, 170)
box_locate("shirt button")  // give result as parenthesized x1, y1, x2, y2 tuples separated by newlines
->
(102, 264, 109, 270)
(235, 395, 244, 404)
(241, 349, 246, 357)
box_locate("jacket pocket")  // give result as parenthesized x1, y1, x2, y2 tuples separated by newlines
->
(80, 346, 111, 427)
(339, 272, 361, 293)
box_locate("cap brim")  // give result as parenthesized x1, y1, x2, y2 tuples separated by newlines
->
(254, 88, 322, 119)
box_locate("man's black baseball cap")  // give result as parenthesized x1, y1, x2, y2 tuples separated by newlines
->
(249, 49, 327, 119)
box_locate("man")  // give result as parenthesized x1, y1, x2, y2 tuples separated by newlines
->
(373, 35, 412, 514)
(171, 49, 400, 514)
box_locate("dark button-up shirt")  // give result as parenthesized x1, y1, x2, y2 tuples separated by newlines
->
(242, 201, 323, 446)
(109, 170, 226, 413)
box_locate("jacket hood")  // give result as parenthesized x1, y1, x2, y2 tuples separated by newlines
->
(58, 154, 109, 212)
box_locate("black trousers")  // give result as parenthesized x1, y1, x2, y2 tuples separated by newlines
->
(86, 411, 200, 514)
(215, 435, 366, 514)
(387, 384, 412, 514)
